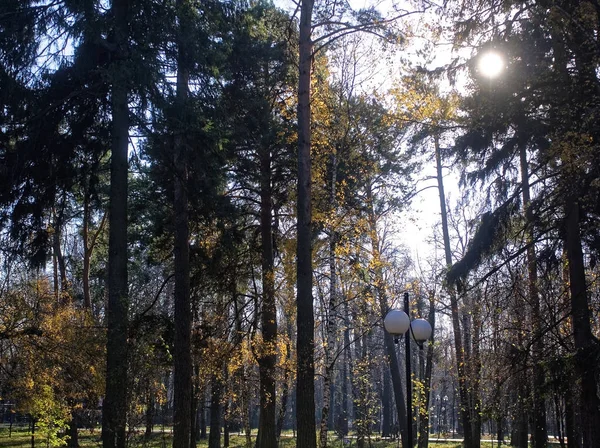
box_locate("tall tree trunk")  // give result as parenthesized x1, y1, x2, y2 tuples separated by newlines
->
(318, 286, 335, 448)
(222, 365, 229, 448)
(470, 296, 481, 446)
(512, 301, 528, 448)
(496, 415, 503, 445)
(276, 320, 292, 441)
(52, 207, 69, 297)
(67, 411, 79, 448)
(102, 1, 130, 448)
(549, 14, 600, 446)
(145, 394, 154, 439)
(518, 141, 548, 447)
(82, 192, 106, 312)
(199, 396, 207, 440)
(51, 206, 69, 302)
(552, 391, 564, 448)
(382, 307, 409, 447)
(208, 376, 222, 448)
(352, 327, 366, 448)
(564, 198, 600, 446)
(193, 367, 202, 442)
(564, 391, 578, 448)
(319, 150, 338, 448)
(296, 0, 316, 447)
(190, 384, 197, 447)
(336, 300, 350, 438)
(82, 192, 92, 309)
(172, 1, 192, 448)
(512, 392, 528, 448)
(366, 181, 408, 447)
(381, 368, 391, 438)
(52, 224, 59, 300)
(223, 400, 229, 448)
(55, 229, 68, 293)
(241, 375, 250, 448)
(31, 417, 35, 448)
(434, 134, 473, 447)
(82, 191, 106, 311)
(569, 16, 600, 445)
(257, 145, 277, 448)
(243, 403, 251, 448)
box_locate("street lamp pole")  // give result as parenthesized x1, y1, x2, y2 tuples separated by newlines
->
(383, 292, 432, 448)
(404, 292, 413, 447)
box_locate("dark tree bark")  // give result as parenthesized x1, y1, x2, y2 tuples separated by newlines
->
(381, 368, 391, 438)
(470, 296, 482, 446)
(199, 397, 207, 440)
(256, 144, 277, 448)
(518, 141, 548, 448)
(564, 198, 600, 446)
(102, 2, 130, 448)
(318, 275, 336, 448)
(190, 382, 197, 447)
(276, 320, 292, 441)
(353, 327, 366, 448)
(208, 376, 222, 448)
(82, 190, 106, 311)
(564, 391, 578, 448)
(319, 153, 338, 448)
(31, 417, 35, 448)
(243, 387, 251, 448)
(223, 398, 229, 448)
(81, 189, 106, 311)
(512, 393, 528, 448)
(364, 178, 409, 446)
(221, 363, 230, 448)
(52, 209, 68, 299)
(82, 186, 92, 309)
(552, 391, 564, 448)
(497, 415, 503, 445)
(67, 412, 79, 448)
(172, 1, 193, 448)
(52, 226, 59, 300)
(381, 306, 408, 446)
(52, 198, 69, 298)
(296, 0, 316, 447)
(548, 10, 600, 445)
(145, 387, 155, 439)
(336, 300, 350, 438)
(512, 300, 528, 448)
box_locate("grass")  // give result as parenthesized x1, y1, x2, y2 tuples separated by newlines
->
(0, 426, 531, 448)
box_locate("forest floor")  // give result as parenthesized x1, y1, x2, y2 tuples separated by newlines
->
(0, 426, 565, 447)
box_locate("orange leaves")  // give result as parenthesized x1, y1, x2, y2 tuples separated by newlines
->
(1, 277, 104, 445)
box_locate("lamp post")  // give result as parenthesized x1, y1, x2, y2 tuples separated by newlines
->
(383, 292, 432, 447)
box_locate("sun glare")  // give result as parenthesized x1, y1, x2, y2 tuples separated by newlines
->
(478, 52, 504, 78)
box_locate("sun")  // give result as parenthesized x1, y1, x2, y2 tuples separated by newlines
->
(478, 51, 504, 78)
